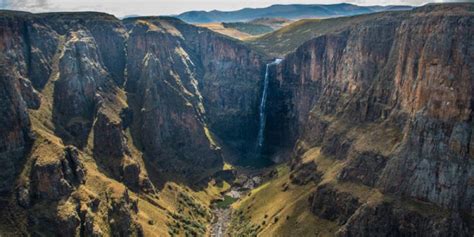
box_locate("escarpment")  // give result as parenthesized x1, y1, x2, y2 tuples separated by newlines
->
(0, 64, 33, 194)
(53, 29, 109, 148)
(258, 3, 473, 235)
(0, 10, 266, 236)
(0, 3, 473, 236)
(124, 17, 264, 167)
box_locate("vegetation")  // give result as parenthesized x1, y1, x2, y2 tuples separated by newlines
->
(228, 164, 339, 236)
(214, 195, 238, 209)
(196, 23, 253, 40)
(248, 17, 292, 29)
(222, 22, 274, 36)
(246, 11, 404, 57)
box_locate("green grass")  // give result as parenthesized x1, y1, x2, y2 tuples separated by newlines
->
(215, 195, 238, 209)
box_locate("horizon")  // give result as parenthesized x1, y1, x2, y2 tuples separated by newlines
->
(0, 0, 465, 17)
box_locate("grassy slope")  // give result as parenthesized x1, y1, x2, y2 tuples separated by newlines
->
(248, 17, 293, 29)
(196, 20, 280, 40)
(227, 109, 459, 236)
(246, 11, 405, 57)
(226, 114, 406, 236)
(196, 23, 253, 40)
(228, 164, 339, 237)
(222, 22, 274, 36)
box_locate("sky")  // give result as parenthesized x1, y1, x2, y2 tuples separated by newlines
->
(0, 0, 468, 17)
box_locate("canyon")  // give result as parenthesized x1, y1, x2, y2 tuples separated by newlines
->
(0, 3, 473, 236)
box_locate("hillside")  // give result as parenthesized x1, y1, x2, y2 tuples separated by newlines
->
(196, 18, 291, 40)
(177, 3, 412, 23)
(246, 10, 404, 57)
(230, 3, 474, 236)
(248, 17, 292, 29)
(196, 22, 254, 40)
(0, 11, 264, 236)
(222, 22, 274, 35)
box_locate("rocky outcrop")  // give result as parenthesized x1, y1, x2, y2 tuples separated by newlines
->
(289, 161, 320, 185)
(93, 108, 131, 161)
(93, 107, 154, 193)
(337, 201, 471, 237)
(30, 187, 142, 237)
(310, 184, 361, 225)
(53, 29, 109, 148)
(337, 151, 388, 186)
(0, 12, 59, 90)
(26, 20, 60, 89)
(108, 190, 143, 236)
(40, 12, 127, 85)
(30, 145, 86, 201)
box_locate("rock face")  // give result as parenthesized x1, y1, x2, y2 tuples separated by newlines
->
(310, 184, 361, 225)
(53, 29, 109, 148)
(31, 145, 86, 201)
(269, 3, 474, 235)
(0, 12, 40, 194)
(0, 16, 59, 234)
(40, 12, 127, 85)
(0, 64, 33, 194)
(337, 201, 471, 237)
(0, 10, 266, 236)
(124, 17, 264, 178)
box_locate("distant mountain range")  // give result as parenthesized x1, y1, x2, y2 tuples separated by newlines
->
(176, 3, 413, 23)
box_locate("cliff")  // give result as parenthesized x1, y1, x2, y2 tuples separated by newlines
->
(263, 3, 473, 235)
(0, 11, 265, 236)
(0, 3, 473, 236)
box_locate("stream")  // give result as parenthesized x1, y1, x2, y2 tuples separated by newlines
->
(210, 208, 231, 237)
(210, 59, 280, 236)
(209, 175, 262, 237)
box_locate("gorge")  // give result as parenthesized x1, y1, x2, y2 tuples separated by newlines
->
(0, 3, 473, 236)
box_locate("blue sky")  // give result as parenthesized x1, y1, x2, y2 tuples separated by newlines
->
(0, 0, 467, 17)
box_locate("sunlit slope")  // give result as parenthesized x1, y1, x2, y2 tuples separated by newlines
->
(247, 11, 406, 57)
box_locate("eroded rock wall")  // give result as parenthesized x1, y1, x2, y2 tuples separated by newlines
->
(273, 3, 474, 235)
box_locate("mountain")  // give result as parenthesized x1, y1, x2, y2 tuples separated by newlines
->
(0, 3, 472, 236)
(0, 10, 264, 235)
(177, 3, 413, 23)
(230, 3, 474, 236)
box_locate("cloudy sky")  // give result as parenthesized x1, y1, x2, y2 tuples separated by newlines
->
(0, 0, 467, 17)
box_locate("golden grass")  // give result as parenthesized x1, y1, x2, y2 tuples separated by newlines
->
(223, 162, 234, 171)
(137, 196, 170, 237)
(194, 179, 231, 206)
(197, 23, 253, 40)
(231, 164, 338, 236)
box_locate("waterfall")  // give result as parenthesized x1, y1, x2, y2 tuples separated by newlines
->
(257, 58, 283, 151)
